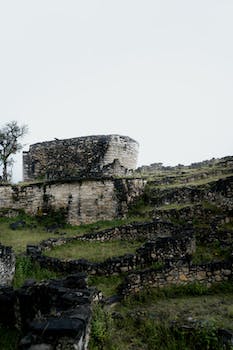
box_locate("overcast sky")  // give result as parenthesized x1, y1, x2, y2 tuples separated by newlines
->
(0, 0, 232, 182)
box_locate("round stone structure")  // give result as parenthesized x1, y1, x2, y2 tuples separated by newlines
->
(23, 135, 139, 181)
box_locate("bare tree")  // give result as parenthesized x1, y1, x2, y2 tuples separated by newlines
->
(0, 121, 28, 182)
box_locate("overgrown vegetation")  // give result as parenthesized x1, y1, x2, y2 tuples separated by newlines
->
(192, 243, 232, 264)
(0, 157, 233, 349)
(88, 274, 124, 297)
(13, 256, 58, 288)
(89, 282, 233, 349)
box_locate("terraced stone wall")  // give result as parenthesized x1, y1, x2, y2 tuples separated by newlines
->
(120, 259, 233, 295)
(148, 176, 233, 209)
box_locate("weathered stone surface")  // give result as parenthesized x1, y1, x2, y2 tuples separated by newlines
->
(0, 244, 15, 286)
(0, 274, 100, 349)
(23, 135, 139, 181)
(0, 178, 145, 225)
(148, 176, 233, 210)
(120, 259, 233, 295)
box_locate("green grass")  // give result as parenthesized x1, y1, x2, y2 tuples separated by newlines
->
(219, 221, 233, 232)
(89, 282, 233, 349)
(89, 295, 233, 349)
(192, 244, 231, 264)
(46, 239, 143, 262)
(13, 256, 58, 288)
(156, 203, 194, 211)
(0, 209, 166, 256)
(0, 221, 78, 254)
(121, 281, 233, 306)
(0, 216, 147, 254)
(88, 274, 124, 297)
(147, 173, 233, 190)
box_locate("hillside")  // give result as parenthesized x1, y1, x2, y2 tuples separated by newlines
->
(0, 155, 232, 349)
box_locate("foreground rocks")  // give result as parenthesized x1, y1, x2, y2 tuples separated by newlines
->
(0, 273, 101, 349)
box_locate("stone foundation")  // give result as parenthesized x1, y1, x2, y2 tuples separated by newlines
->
(0, 178, 145, 225)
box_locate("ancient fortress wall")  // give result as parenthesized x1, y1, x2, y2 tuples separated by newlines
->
(0, 134, 143, 224)
(0, 178, 145, 225)
(23, 134, 139, 181)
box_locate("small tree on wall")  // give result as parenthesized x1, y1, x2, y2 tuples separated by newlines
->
(0, 121, 28, 182)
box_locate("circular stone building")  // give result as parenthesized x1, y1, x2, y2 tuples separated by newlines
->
(23, 135, 139, 181)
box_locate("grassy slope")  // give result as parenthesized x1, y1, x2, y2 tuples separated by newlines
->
(0, 217, 148, 254)
(0, 158, 233, 349)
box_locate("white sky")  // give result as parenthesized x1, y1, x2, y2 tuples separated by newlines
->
(0, 0, 232, 182)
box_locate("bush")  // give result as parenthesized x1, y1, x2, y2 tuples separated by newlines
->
(89, 305, 113, 349)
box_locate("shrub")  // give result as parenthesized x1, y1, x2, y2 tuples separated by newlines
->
(89, 305, 113, 349)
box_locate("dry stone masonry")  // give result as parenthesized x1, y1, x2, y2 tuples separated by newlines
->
(26, 221, 196, 276)
(0, 178, 145, 225)
(120, 259, 233, 295)
(0, 244, 15, 286)
(23, 135, 139, 181)
(0, 273, 101, 349)
(0, 134, 145, 225)
(147, 176, 233, 209)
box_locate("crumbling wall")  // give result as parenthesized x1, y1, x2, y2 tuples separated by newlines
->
(29, 220, 193, 250)
(23, 134, 139, 181)
(0, 178, 145, 225)
(0, 244, 15, 286)
(0, 274, 101, 349)
(27, 225, 195, 276)
(148, 176, 233, 209)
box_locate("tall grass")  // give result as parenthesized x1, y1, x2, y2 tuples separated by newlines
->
(13, 256, 58, 288)
(89, 306, 226, 350)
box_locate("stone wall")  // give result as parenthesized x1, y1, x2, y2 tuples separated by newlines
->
(148, 176, 233, 209)
(27, 225, 195, 276)
(0, 178, 145, 225)
(153, 203, 233, 224)
(120, 259, 233, 295)
(0, 244, 15, 286)
(0, 273, 101, 349)
(30, 220, 193, 251)
(136, 156, 233, 174)
(23, 134, 139, 181)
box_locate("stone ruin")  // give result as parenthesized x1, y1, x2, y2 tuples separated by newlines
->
(0, 273, 101, 349)
(0, 134, 145, 225)
(23, 134, 139, 181)
(0, 244, 15, 286)
(0, 136, 232, 348)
